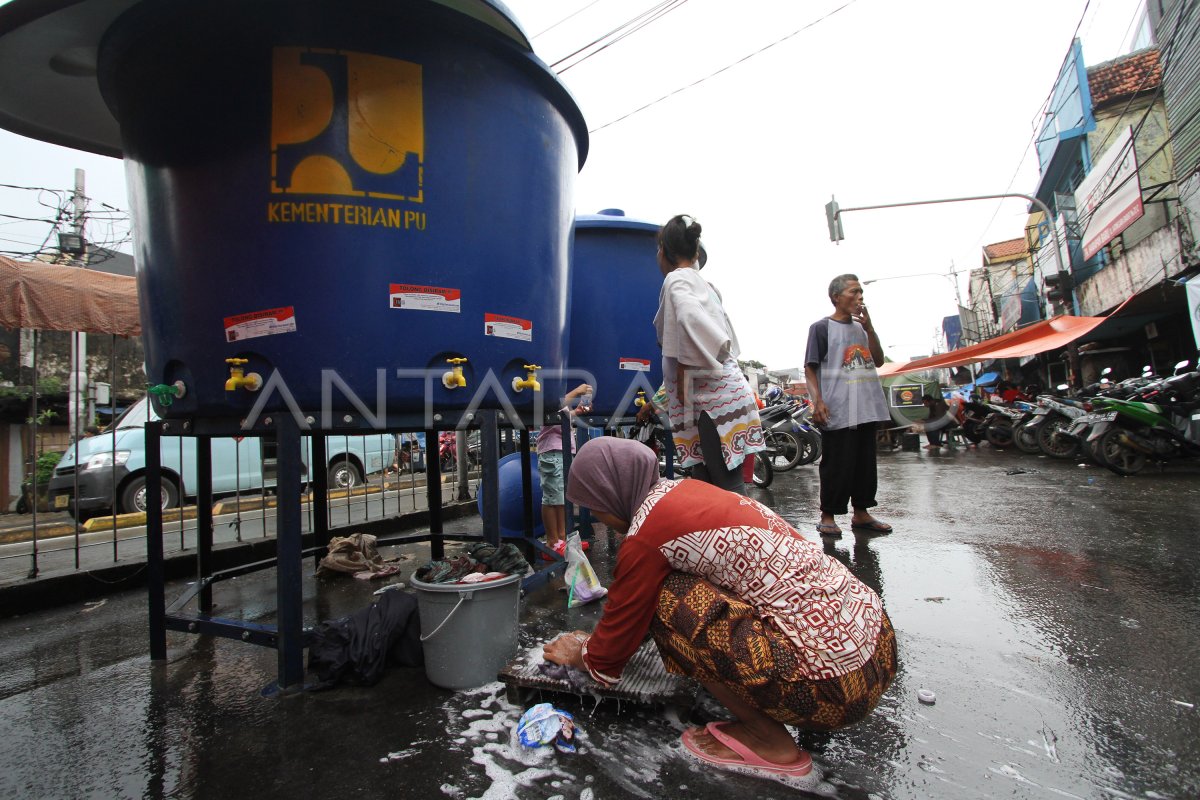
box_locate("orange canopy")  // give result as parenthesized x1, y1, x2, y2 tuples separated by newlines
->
(0, 256, 141, 336)
(884, 315, 1107, 374)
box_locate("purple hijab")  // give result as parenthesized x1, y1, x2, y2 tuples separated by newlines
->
(566, 438, 660, 524)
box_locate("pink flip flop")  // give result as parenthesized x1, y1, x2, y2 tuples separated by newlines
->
(680, 722, 818, 789)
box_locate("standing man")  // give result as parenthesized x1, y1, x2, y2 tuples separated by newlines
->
(804, 275, 893, 537)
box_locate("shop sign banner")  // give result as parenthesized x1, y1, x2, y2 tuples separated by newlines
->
(890, 383, 923, 408)
(1000, 288, 1024, 333)
(1075, 126, 1143, 260)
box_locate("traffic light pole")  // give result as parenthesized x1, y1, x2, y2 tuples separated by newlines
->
(827, 191, 1080, 387)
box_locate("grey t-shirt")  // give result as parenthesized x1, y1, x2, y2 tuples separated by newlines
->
(804, 317, 891, 431)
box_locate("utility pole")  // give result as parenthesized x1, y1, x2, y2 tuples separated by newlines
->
(68, 168, 88, 441)
(947, 260, 964, 309)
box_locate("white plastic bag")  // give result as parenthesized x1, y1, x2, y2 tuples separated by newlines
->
(563, 532, 607, 608)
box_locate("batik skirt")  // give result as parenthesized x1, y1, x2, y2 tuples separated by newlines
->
(663, 357, 765, 471)
(650, 572, 897, 731)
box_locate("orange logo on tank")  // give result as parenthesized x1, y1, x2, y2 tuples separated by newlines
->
(270, 47, 423, 203)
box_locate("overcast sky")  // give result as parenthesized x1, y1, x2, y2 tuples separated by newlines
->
(0, 0, 1147, 369)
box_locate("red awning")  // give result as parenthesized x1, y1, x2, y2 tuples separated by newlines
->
(884, 315, 1107, 374)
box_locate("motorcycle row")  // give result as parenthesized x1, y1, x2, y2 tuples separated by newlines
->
(958, 360, 1200, 476)
(757, 391, 824, 474)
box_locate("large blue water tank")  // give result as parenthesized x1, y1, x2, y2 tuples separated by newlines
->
(566, 210, 663, 423)
(87, 0, 587, 423)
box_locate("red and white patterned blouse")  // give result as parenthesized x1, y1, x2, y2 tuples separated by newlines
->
(581, 479, 883, 685)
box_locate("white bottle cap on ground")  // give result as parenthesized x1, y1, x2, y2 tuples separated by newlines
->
(918, 688, 936, 705)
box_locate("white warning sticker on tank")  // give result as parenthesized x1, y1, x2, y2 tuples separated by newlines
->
(619, 357, 651, 371)
(223, 307, 296, 342)
(484, 313, 532, 342)
(389, 283, 461, 313)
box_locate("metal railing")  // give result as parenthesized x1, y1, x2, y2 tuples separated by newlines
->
(2, 414, 480, 582)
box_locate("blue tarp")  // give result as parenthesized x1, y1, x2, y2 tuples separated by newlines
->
(953, 371, 1000, 397)
(943, 315, 963, 350)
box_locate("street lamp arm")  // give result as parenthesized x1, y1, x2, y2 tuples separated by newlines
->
(863, 272, 955, 284)
(833, 191, 1064, 278)
(828, 189, 1080, 388)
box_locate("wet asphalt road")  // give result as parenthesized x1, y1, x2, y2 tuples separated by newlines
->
(1, 444, 1198, 800)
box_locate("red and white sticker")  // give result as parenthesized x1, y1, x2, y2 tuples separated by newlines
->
(389, 283, 461, 313)
(619, 357, 651, 372)
(224, 307, 296, 342)
(484, 313, 532, 342)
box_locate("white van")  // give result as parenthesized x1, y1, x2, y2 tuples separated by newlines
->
(47, 396, 391, 519)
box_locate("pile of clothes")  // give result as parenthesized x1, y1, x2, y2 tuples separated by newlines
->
(316, 532, 404, 580)
(414, 541, 529, 584)
(306, 589, 423, 689)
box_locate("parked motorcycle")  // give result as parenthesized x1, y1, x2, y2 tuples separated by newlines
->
(1089, 361, 1200, 475)
(788, 402, 823, 466)
(981, 401, 1026, 448)
(978, 397, 1039, 452)
(958, 400, 991, 444)
(1010, 402, 1044, 454)
(758, 396, 821, 471)
(749, 450, 774, 488)
(1022, 387, 1088, 459)
(1056, 368, 1162, 463)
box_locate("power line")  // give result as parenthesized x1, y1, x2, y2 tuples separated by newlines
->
(1085, 0, 1191, 163)
(1115, 0, 1146, 52)
(972, 0, 1095, 248)
(587, 0, 857, 134)
(1055, 1, 1198, 238)
(552, 0, 690, 74)
(532, 0, 605, 39)
(0, 182, 70, 194)
(975, 0, 1198, 262)
(0, 212, 61, 224)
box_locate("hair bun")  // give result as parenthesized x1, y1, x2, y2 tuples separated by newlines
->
(679, 214, 701, 242)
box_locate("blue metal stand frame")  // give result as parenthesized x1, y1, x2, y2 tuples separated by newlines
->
(145, 407, 556, 692)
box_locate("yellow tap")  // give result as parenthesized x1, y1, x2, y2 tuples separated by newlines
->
(511, 364, 541, 393)
(442, 357, 468, 389)
(224, 358, 262, 392)
(635, 390, 647, 407)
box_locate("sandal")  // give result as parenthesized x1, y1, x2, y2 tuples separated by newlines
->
(850, 519, 892, 534)
(815, 522, 842, 536)
(680, 722, 820, 789)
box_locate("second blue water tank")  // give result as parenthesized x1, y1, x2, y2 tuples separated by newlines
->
(567, 210, 663, 423)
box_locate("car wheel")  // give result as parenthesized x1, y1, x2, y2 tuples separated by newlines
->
(328, 461, 363, 491)
(120, 475, 180, 515)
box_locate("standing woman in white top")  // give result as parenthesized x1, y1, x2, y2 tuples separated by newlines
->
(653, 214, 766, 494)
